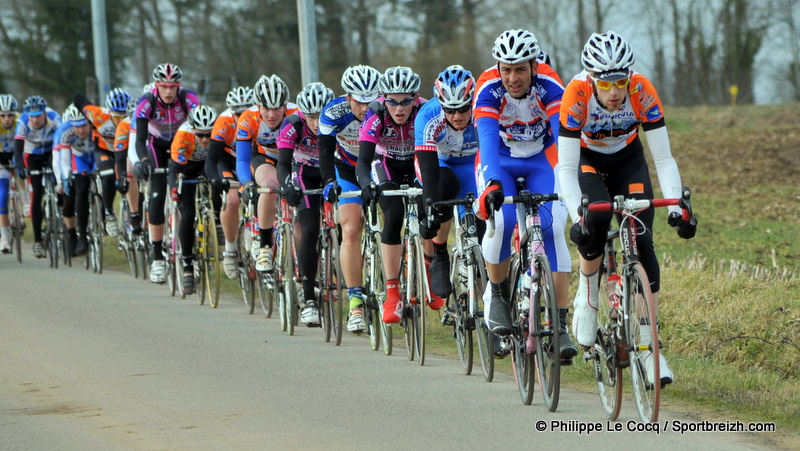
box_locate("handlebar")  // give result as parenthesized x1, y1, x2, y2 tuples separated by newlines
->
(486, 191, 560, 239)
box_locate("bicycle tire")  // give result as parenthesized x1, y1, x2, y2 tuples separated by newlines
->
(119, 199, 136, 277)
(451, 249, 473, 375)
(47, 195, 59, 269)
(282, 227, 297, 336)
(60, 220, 71, 268)
(329, 228, 344, 346)
(363, 233, 385, 352)
(469, 245, 493, 382)
(509, 256, 535, 405)
(90, 194, 104, 274)
(258, 272, 273, 317)
(136, 232, 150, 281)
(195, 214, 207, 306)
(11, 193, 23, 263)
(533, 254, 561, 412)
(626, 263, 660, 423)
(412, 237, 426, 366)
(203, 211, 221, 307)
(372, 233, 392, 355)
(318, 235, 332, 343)
(593, 268, 623, 420)
(166, 207, 178, 297)
(400, 238, 415, 361)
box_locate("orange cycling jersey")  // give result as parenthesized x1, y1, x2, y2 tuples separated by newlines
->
(171, 122, 209, 164)
(81, 104, 120, 151)
(113, 117, 132, 154)
(560, 70, 665, 154)
(235, 104, 299, 161)
(211, 109, 238, 156)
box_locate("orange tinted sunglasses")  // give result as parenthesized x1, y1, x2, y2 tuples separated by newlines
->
(593, 77, 630, 91)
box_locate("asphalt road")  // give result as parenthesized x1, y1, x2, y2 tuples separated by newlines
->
(0, 254, 782, 450)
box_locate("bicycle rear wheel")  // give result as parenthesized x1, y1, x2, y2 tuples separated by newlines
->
(166, 207, 179, 297)
(11, 194, 23, 263)
(626, 263, 660, 423)
(363, 233, 386, 352)
(533, 254, 560, 412)
(451, 250, 472, 375)
(203, 211, 221, 307)
(259, 272, 274, 317)
(469, 246, 493, 382)
(593, 268, 623, 420)
(46, 196, 59, 269)
(136, 233, 150, 281)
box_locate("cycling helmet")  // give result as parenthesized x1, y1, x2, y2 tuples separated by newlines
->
(152, 63, 183, 83)
(189, 105, 218, 131)
(62, 103, 88, 126)
(253, 74, 290, 108)
(378, 66, 421, 95)
(143, 82, 156, 94)
(492, 29, 540, 64)
(23, 95, 47, 116)
(537, 50, 552, 66)
(296, 82, 334, 115)
(126, 98, 137, 117)
(226, 86, 254, 113)
(581, 30, 635, 80)
(434, 65, 475, 109)
(0, 94, 18, 112)
(106, 88, 132, 114)
(341, 65, 381, 103)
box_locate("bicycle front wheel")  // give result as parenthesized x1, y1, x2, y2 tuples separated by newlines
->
(203, 211, 221, 307)
(626, 263, 660, 423)
(509, 255, 535, 405)
(11, 193, 23, 263)
(328, 228, 344, 346)
(451, 249, 473, 375)
(166, 208, 179, 297)
(47, 196, 59, 269)
(470, 246, 493, 382)
(533, 254, 560, 412)
(90, 195, 104, 274)
(318, 234, 333, 343)
(258, 271, 274, 318)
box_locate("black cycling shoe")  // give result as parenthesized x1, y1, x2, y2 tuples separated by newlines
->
(429, 253, 452, 298)
(558, 308, 578, 363)
(493, 334, 510, 359)
(75, 238, 88, 256)
(487, 279, 512, 336)
(182, 271, 195, 295)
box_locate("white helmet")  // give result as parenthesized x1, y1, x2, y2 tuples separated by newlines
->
(0, 94, 17, 112)
(63, 103, 88, 126)
(254, 74, 290, 108)
(492, 29, 540, 64)
(434, 65, 475, 109)
(581, 30, 635, 79)
(378, 66, 421, 95)
(143, 82, 156, 94)
(341, 65, 381, 103)
(226, 86, 254, 113)
(152, 63, 182, 83)
(296, 82, 334, 115)
(189, 105, 218, 131)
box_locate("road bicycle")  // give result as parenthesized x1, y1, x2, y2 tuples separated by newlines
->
(83, 168, 115, 274)
(381, 185, 433, 365)
(361, 195, 391, 354)
(136, 167, 169, 282)
(165, 178, 181, 297)
(582, 188, 694, 423)
(30, 167, 62, 268)
(117, 187, 140, 278)
(1, 165, 25, 263)
(236, 184, 273, 316)
(435, 193, 492, 380)
(272, 189, 300, 335)
(488, 181, 561, 409)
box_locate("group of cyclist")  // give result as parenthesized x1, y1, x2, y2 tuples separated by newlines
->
(1, 28, 697, 388)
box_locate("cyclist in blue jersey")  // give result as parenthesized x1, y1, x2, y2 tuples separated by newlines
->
(319, 65, 381, 333)
(14, 95, 62, 258)
(474, 29, 577, 361)
(0, 94, 19, 253)
(53, 104, 98, 257)
(415, 65, 480, 300)
(133, 63, 201, 283)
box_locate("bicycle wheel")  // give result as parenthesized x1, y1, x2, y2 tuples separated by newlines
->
(328, 228, 344, 346)
(90, 194, 104, 274)
(626, 263, 660, 423)
(258, 272, 274, 318)
(166, 207, 178, 297)
(194, 214, 206, 306)
(136, 234, 150, 281)
(11, 193, 23, 263)
(280, 228, 297, 336)
(469, 246, 493, 382)
(450, 248, 473, 375)
(400, 238, 415, 361)
(237, 224, 256, 313)
(509, 256, 535, 405)
(533, 254, 560, 412)
(593, 267, 623, 420)
(317, 235, 333, 343)
(47, 196, 59, 269)
(203, 210, 221, 308)
(363, 233, 386, 352)
(119, 199, 136, 277)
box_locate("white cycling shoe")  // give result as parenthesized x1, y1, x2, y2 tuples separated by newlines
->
(571, 271, 599, 347)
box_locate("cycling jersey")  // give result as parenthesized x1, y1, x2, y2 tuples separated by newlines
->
(53, 122, 97, 181)
(211, 108, 238, 156)
(473, 63, 562, 184)
(234, 103, 298, 184)
(14, 109, 61, 155)
(171, 122, 210, 164)
(1, 113, 19, 155)
(277, 112, 320, 168)
(74, 93, 120, 152)
(359, 97, 426, 162)
(134, 88, 200, 142)
(560, 70, 665, 154)
(319, 96, 362, 166)
(414, 98, 478, 161)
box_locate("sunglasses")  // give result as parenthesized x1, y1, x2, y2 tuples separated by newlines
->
(384, 96, 415, 108)
(195, 132, 212, 139)
(442, 104, 471, 115)
(592, 77, 630, 91)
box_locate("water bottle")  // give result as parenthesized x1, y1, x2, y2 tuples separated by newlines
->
(607, 273, 622, 319)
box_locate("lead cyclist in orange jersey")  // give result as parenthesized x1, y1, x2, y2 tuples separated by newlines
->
(558, 31, 697, 387)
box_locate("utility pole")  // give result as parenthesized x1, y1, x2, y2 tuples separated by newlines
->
(297, 0, 320, 86)
(91, 0, 112, 103)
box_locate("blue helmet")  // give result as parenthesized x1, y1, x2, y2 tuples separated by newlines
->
(23, 95, 47, 116)
(106, 88, 132, 114)
(434, 65, 475, 109)
(0, 94, 18, 112)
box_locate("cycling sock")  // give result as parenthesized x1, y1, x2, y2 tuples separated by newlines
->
(433, 240, 447, 254)
(386, 279, 399, 303)
(260, 227, 273, 247)
(152, 240, 163, 260)
(225, 241, 237, 253)
(348, 287, 364, 309)
(0, 226, 8, 240)
(182, 255, 193, 269)
(68, 228, 77, 239)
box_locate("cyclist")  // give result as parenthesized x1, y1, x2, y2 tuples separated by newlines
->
(277, 82, 335, 326)
(133, 63, 201, 283)
(235, 74, 297, 273)
(318, 64, 381, 333)
(414, 65, 479, 300)
(356, 66, 432, 324)
(113, 94, 144, 234)
(0, 94, 19, 253)
(169, 105, 219, 294)
(474, 29, 577, 361)
(53, 104, 97, 256)
(206, 86, 255, 279)
(558, 31, 696, 386)
(73, 87, 133, 238)
(13, 95, 61, 258)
